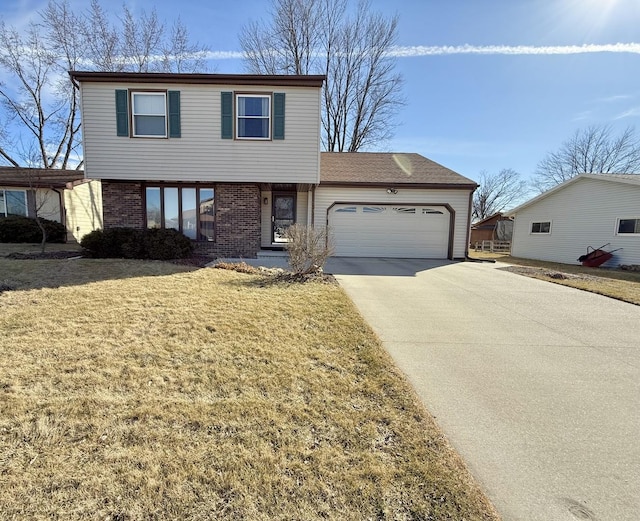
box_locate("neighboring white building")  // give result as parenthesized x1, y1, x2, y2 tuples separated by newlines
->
(509, 173, 640, 266)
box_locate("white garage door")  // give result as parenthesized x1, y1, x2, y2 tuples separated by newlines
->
(329, 204, 449, 258)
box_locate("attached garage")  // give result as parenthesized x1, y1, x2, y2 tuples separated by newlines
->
(329, 203, 451, 258)
(316, 153, 477, 259)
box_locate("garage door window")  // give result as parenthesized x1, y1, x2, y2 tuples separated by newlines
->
(335, 206, 357, 213)
(363, 206, 386, 213)
(422, 208, 444, 214)
(393, 207, 416, 214)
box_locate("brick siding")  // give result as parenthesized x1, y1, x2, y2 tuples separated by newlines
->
(205, 184, 260, 258)
(102, 181, 144, 229)
(102, 181, 261, 258)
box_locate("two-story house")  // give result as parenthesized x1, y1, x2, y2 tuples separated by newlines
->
(70, 71, 476, 259)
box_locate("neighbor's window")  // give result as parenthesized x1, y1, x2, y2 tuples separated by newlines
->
(617, 218, 640, 235)
(132, 92, 167, 137)
(145, 185, 215, 241)
(531, 221, 551, 234)
(0, 189, 28, 217)
(236, 94, 270, 139)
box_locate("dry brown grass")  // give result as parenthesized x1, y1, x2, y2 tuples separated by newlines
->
(0, 242, 83, 254)
(0, 259, 498, 520)
(499, 256, 640, 305)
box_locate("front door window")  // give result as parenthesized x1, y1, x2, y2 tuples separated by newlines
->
(272, 193, 295, 243)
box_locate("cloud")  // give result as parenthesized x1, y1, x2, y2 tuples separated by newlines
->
(204, 50, 244, 60)
(597, 94, 634, 103)
(387, 43, 640, 57)
(206, 43, 640, 61)
(614, 107, 640, 120)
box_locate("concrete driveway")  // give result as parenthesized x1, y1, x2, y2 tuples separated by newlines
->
(328, 258, 640, 521)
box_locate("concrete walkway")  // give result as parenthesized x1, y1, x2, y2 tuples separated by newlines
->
(328, 259, 640, 521)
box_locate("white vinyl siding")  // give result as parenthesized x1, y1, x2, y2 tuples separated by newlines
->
(314, 186, 472, 258)
(511, 177, 640, 266)
(64, 180, 103, 242)
(79, 82, 321, 184)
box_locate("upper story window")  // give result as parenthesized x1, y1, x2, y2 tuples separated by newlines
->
(236, 94, 271, 139)
(531, 221, 551, 234)
(132, 92, 167, 137)
(617, 218, 640, 235)
(0, 189, 28, 217)
(116, 89, 180, 138)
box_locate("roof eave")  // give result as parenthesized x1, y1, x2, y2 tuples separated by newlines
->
(68, 71, 326, 88)
(319, 181, 477, 189)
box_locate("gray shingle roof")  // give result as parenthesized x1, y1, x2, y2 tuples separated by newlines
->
(320, 152, 476, 187)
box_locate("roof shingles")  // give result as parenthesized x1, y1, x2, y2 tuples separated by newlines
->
(320, 152, 476, 187)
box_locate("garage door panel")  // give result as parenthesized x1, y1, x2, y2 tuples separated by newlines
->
(329, 204, 449, 258)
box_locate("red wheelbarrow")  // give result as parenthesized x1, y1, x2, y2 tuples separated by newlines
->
(577, 243, 622, 267)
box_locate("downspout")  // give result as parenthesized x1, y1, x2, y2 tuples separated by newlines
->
(52, 188, 67, 242)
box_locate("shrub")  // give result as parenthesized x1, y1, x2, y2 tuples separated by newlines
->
(142, 228, 193, 260)
(0, 215, 66, 243)
(284, 224, 333, 274)
(80, 227, 193, 260)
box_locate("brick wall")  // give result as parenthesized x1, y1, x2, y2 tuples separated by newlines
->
(102, 181, 144, 229)
(102, 181, 261, 258)
(206, 184, 260, 258)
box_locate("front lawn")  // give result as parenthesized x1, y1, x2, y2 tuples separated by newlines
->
(0, 259, 499, 520)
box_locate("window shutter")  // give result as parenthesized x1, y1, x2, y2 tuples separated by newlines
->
(168, 90, 181, 138)
(115, 89, 129, 136)
(273, 92, 285, 140)
(221, 91, 233, 139)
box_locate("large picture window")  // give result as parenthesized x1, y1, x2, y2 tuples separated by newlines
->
(132, 92, 167, 137)
(617, 218, 640, 235)
(0, 189, 28, 217)
(145, 185, 214, 241)
(236, 94, 271, 139)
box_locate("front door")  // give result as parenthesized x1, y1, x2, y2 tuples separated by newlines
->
(272, 193, 296, 243)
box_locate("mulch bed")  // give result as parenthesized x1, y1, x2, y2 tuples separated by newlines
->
(500, 265, 610, 282)
(4, 251, 84, 260)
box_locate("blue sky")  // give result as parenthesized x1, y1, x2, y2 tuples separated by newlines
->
(4, 0, 640, 186)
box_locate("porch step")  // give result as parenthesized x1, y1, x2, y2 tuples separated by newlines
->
(257, 250, 288, 258)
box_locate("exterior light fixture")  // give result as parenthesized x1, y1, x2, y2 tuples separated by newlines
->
(263, 197, 269, 205)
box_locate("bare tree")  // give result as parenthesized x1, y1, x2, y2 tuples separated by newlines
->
(533, 125, 640, 192)
(472, 169, 528, 221)
(0, 0, 208, 169)
(240, 0, 404, 152)
(284, 224, 333, 274)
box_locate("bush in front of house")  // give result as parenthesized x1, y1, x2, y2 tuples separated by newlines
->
(0, 215, 66, 243)
(80, 227, 193, 260)
(141, 228, 193, 260)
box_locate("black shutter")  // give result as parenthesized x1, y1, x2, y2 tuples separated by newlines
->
(221, 92, 233, 139)
(115, 89, 129, 136)
(273, 93, 285, 140)
(168, 91, 181, 138)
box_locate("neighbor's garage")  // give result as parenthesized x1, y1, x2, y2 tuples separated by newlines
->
(316, 153, 477, 260)
(329, 204, 450, 258)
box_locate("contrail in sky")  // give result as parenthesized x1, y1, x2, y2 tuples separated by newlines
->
(205, 42, 640, 60)
(388, 43, 640, 56)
